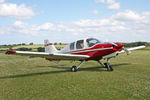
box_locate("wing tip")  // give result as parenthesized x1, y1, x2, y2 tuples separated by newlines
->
(5, 50, 16, 54)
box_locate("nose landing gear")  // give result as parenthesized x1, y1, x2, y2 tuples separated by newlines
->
(97, 58, 114, 71)
(104, 63, 114, 71)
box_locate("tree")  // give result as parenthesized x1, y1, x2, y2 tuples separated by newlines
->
(54, 42, 57, 45)
(37, 47, 45, 52)
(29, 42, 34, 45)
(22, 43, 26, 45)
(17, 48, 32, 51)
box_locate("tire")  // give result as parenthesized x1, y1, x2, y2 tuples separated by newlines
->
(107, 66, 111, 71)
(104, 63, 107, 67)
(105, 64, 113, 71)
(71, 66, 77, 72)
(105, 63, 110, 71)
(109, 66, 114, 71)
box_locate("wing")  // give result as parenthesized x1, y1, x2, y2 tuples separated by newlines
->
(119, 45, 146, 53)
(5, 50, 89, 60)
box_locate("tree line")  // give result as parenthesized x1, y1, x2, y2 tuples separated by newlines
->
(122, 42, 150, 47)
(0, 42, 149, 52)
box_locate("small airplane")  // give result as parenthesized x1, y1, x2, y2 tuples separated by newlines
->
(6, 38, 146, 72)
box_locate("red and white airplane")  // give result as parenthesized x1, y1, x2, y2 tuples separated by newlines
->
(6, 38, 145, 72)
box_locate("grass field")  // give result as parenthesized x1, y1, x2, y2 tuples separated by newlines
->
(0, 48, 150, 100)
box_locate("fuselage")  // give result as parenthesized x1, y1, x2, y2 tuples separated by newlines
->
(60, 38, 123, 60)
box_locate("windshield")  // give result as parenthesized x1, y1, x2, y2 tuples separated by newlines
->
(86, 38, 101, 47)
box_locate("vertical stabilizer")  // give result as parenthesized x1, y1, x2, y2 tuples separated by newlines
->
(44, 40, 58, 53)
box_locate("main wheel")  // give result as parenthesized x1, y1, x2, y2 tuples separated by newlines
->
(106, 66, 111, 71)
(71, 66, 77, 72)
(109, 66, 114, 71)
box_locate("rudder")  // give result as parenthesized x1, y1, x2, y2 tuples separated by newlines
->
(44, 40, 58, 53)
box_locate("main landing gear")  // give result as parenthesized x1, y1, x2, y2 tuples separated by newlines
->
(71, 60, 85, 72)
(71, 58, 113, 72)
(97, 58, 114, 71)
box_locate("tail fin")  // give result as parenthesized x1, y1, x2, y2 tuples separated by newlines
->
(44, 40, 58, 53)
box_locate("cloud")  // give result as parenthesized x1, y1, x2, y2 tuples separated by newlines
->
(39, 23, 54, 30)
(92, 10, 99, 15)
(13, 21, 53, 31)
(113, 10, 142, 21)
(13, 21, 27, 28)
(107, 2, 120, 10)
(0, 3, 35, 19)
(106, 0, 115, 4)
(1, 10, 150, 43)
(95, 0, 105, 3)
(74, 19, 111, 27)
(0, 0, 4, 3)
(58, 10, 150, 42)
(0, 21, 54, 36)
(95, 0, 120, 10)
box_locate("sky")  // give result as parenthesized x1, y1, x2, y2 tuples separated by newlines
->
(0, 0, 150, 44)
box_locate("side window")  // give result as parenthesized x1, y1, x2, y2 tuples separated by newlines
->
(70, 42, 75, 50)
(76, 40, 84, 49)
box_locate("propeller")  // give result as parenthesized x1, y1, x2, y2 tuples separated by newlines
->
(110, 42, 130, 55)
(122, 47, 130, 55)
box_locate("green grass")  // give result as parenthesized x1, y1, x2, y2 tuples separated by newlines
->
(0, 49, 150, 100)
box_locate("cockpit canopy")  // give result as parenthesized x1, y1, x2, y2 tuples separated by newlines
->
(60, 38, 102, 53)
(86, 38, 101, 47)
(69, 38, 101, 50)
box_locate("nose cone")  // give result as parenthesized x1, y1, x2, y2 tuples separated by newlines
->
(115, 43, 123, 48)
(112, 43, 124, 51)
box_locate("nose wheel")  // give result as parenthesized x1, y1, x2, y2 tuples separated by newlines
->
(98, 58, 114, 71)
(104, 63, 114, 71)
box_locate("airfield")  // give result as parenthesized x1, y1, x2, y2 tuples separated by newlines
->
(0, 47, 150, 100)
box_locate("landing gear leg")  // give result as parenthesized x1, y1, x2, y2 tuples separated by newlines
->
(97, 59, 114, 71)
(105, 58, 113, 71)
(97, 60, 105, 67)
(71, 60, 85, 72)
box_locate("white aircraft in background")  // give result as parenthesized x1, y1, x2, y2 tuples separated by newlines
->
(6, 38, 146, 72)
